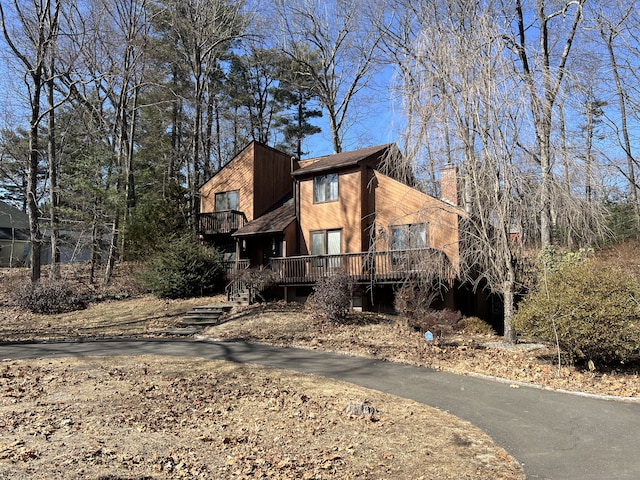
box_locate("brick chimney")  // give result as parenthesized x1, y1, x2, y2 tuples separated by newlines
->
(440, 164, 458, 206)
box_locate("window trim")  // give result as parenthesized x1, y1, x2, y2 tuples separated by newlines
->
(313, 173, 339, 204)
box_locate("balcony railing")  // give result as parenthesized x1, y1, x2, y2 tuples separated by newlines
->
(269, 248, 452, 284)
(199, 210, 247, 235)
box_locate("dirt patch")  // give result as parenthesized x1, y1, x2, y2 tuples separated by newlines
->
(0, 356, 524, 479)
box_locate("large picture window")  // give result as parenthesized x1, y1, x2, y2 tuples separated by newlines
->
(214, 190, 239, 211)
(313, 173, 338, 203)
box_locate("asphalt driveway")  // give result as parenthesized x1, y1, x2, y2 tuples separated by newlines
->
(1, 338, 639, 480)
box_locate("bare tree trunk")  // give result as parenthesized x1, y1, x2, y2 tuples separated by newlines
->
(27, 106, 43, 284)
(120, 86, 139, 260)
(103, 216, 119, 286)
(514, 0, 585, 247)
(0, 0, 61, 283)
(502, 262, 517, 343)
(48, 60, 61, 280)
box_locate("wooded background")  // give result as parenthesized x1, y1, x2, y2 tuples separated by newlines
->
(1, 0, 639, 337)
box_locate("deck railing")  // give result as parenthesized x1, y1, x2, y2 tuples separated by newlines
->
(221, 259, 250, 276)
(269, 248, 450, 284)
(198, 211, 247, 235)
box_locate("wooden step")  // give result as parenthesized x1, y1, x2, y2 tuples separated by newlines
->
(177, 319, 221, 327)
(182, 312, 222, 321)
(162, 327, 203, 336)
(192, 305, 233, 313)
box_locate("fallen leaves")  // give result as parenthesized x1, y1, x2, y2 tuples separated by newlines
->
(0, 356, 525, 480)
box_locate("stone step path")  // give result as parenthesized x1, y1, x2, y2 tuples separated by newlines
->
(164, 304, 233, 336)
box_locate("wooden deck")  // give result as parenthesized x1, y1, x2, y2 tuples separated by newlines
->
(269, 248, 451, 285)
(199, 211, 247, 235)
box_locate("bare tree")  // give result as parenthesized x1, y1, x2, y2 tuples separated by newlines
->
(274, 0, 384, 153)
(508, 0, 586, 247)
(1, 0, 61, 283)
(381, 0, 606, 342)
(157, 0, 246, 230)
(595, 4, 640, 231)
(60, 0, 152, 284)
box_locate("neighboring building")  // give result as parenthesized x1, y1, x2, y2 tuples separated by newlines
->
(198, 141, 465, 310)
(0, 201, 30, 267)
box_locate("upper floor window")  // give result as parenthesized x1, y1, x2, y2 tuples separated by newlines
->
(313, 173, 338, 203)
(215, 190, 239, 211)
(391, 223, 427, 250)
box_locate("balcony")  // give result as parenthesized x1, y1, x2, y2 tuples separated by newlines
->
(199, 211, 247, 235)
(269, 248, 453, 285)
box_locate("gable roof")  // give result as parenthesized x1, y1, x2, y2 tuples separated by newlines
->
(292, 144, 394, 177)
(199, 141, 291, 189)
(232, 201, 295, 237)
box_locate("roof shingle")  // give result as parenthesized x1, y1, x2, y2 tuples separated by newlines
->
(292, 144, 393, 177)
(233, 202, 295, 237)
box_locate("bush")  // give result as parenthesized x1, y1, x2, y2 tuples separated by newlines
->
(142, 238, 225, 299)
(394, 284, 440, 319)
(307, 271, 354, 322)
(395, 284, 461, 337)
(406, 308, 462, 337)
(14, 281, 89, 314)
(455, 316, 496, 336)
(513, 261, 640, 366)
(230, 267, 279, 302)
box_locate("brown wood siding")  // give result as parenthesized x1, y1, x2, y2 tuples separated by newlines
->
(283, 222, 297, 258)
(199, 142, 294, 222)
(373, 172, 461, 270)
(298, 169, 362, 254)
(200, 144, 256, 221)
(361, 165, 377, 252)
(252, 143, 294, 218)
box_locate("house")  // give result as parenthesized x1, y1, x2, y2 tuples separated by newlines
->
(198, 142, 296, 272)
(199, 141, 465, 310)
(0, 201, 30, 267)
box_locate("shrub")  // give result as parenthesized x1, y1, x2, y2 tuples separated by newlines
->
(455, 316, 496, 336)
(537, 245, 593, 275)
(394, 284, 441, 319)
(513, 261, 640, 366)
(307, 271, 354, 322)
(406, 308, 462, 337)
(230, 267, 279, 302)
(14, 281, 89, 314)
(395, 284, 461, 337)
(142, 238, 225, 299)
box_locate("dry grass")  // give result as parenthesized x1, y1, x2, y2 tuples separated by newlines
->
(0, 266, 526, 479)
(0, 356, 524, 480)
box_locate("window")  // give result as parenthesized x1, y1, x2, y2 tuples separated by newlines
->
(390, 223, 427, 249)
(310, 229, 341, 267)
(313, 173, 338, 203)
(390, 223, 427, 267)
(214, 190, 239, 211)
